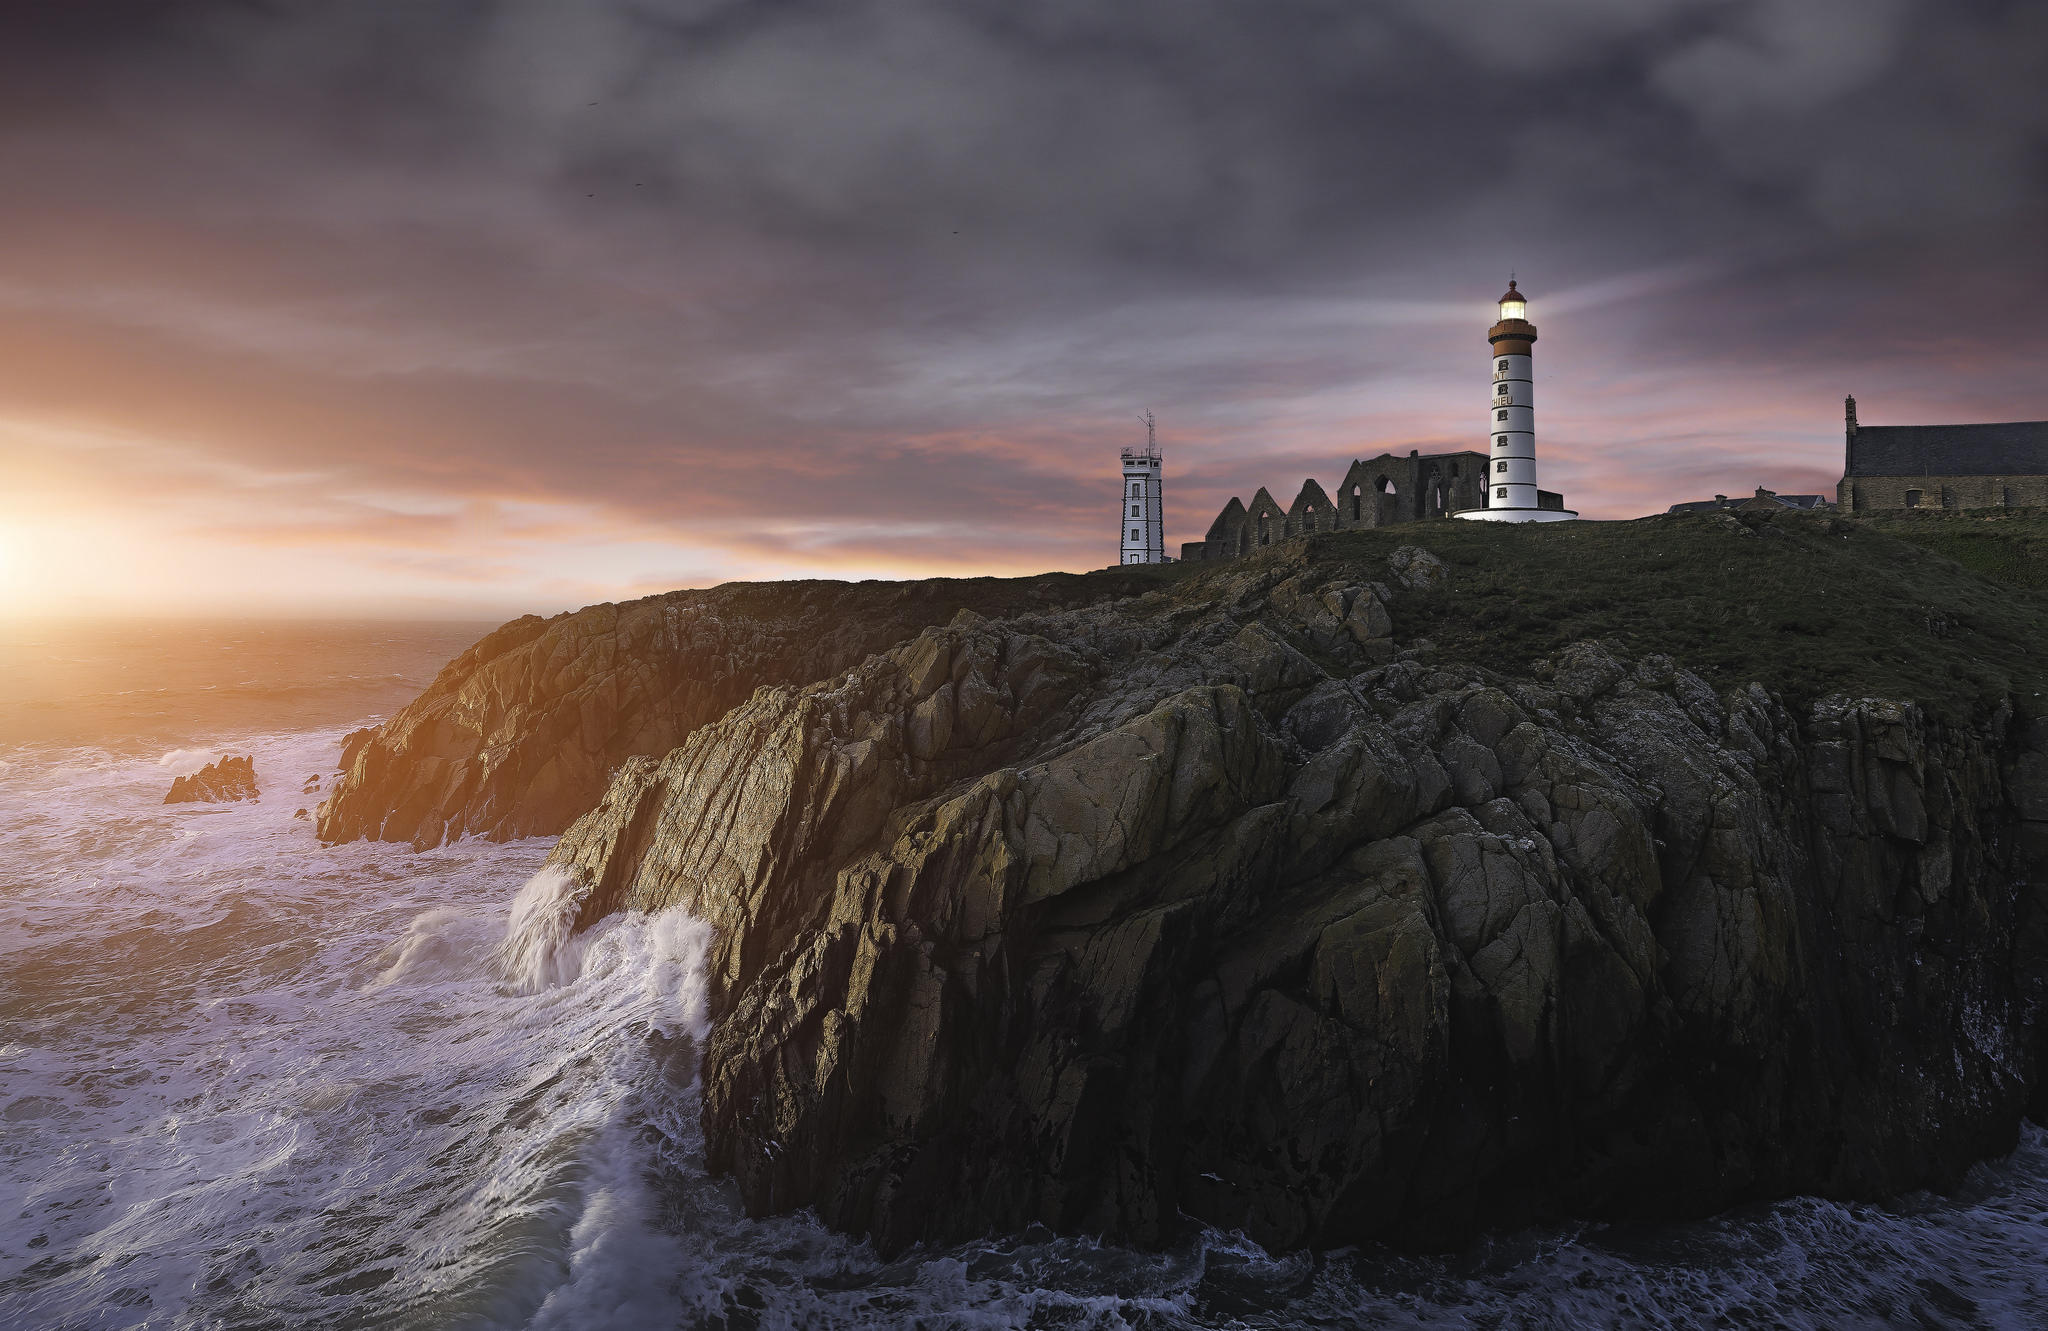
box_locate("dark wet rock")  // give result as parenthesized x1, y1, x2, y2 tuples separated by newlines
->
(317, 572, 1173, 849)
(538, 547, 2048, 1256)
(337, 727, 377, 774)
(165, 755, 257, 804)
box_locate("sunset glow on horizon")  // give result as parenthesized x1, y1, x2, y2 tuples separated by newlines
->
(3, 2, 2042, 620)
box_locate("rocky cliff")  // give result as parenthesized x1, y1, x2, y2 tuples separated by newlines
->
(316, 570, 1172, 848)
(528, 517, 2048, 1254)
(165, 754, 258, 804)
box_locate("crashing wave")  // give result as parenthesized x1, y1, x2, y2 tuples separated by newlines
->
(495, 866, 599, 993)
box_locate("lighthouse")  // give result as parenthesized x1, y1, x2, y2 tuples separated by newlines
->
(1454, 279, 1576, 523)
(1119, 411, 1166, 563)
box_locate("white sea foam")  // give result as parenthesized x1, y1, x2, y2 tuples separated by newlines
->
(527, 1110, 694, 1330)
(0, 726, 712, 1330)
(363, 904, 499, 989)
(496, 865, 599, 993)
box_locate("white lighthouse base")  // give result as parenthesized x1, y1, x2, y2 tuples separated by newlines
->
(1451, 505, 1578, 523)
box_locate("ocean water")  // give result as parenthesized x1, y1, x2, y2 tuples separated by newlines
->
(2, 621, 2045, 1330)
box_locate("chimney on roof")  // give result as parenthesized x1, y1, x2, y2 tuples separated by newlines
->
(1755, 487, 1774, 499)
(1714, 494, 1727, 503)
(1844, 395, 1858, 478)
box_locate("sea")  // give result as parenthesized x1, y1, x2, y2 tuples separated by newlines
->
(2, 620, 2044, 1330)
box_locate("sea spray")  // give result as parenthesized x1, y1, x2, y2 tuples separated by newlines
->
(364, 905, 500, 990)
(496, 866, 600, 993)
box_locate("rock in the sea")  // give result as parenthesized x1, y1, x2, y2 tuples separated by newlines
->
(164, 755, 258, 804)
(318, 571, 1176, 849)
(539, 548, 2047, 1256)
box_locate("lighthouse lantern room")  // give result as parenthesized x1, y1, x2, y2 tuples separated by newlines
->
(1453, 279, 1576, 524)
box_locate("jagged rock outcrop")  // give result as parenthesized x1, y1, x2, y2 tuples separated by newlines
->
(544, 545, 2048, 1255)
(317, 571, 1169, 848)
(165, 755, 258, 804)
(337, 727, 377, 773)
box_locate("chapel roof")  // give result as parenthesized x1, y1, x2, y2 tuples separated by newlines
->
(1846, 421, 2048, 478)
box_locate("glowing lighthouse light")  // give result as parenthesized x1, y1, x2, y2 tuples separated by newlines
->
(1453, 278, 1577, 524)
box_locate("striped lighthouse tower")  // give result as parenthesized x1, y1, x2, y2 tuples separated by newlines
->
(1455, 278, 1576, 523)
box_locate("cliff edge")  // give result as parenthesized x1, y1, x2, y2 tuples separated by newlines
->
(317, 570, 1174, 847)
(529, 511, 2048, 1253)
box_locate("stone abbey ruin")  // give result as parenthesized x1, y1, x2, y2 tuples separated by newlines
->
(1179, 447, 1564, 562)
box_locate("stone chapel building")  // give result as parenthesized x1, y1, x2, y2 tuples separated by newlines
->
(1837, 396, 2048, 512)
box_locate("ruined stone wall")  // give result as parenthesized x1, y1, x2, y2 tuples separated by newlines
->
(1186, 450, 1487, 561)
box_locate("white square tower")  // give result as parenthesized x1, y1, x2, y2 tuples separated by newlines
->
(1120, 412, 1166, 564)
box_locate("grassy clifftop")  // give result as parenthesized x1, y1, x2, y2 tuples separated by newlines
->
(325, 507, 2046, 849)
(1855, 509, 2048, 591)
(1186, 508, 2048, 723)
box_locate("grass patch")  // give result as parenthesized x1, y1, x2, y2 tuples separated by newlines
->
(1189, 509, 2048, 725)
(1851, 508, 2048, 591)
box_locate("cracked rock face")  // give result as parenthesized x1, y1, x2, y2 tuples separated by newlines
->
(543, 552, 2048, 1255)
(315, 573, 1167, 849)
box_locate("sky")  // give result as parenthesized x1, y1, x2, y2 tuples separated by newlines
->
(0, 0, 2043, 619)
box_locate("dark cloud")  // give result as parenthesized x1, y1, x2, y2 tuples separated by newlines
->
(0, 1, 2042, 612)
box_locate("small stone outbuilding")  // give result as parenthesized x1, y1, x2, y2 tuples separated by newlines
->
(1668, 488, 1832, 516)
